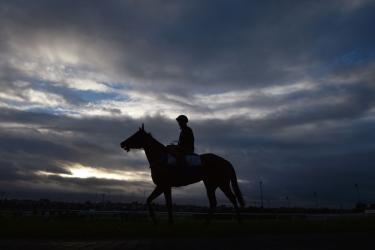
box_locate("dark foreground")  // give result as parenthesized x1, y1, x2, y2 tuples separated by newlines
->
(1, 215, 374, 249)
(0, 233, 374, 250)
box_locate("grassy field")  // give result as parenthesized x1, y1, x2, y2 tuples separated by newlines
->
(1, 214, 375, 239)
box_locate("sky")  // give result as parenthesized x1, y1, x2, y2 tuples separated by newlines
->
(0, 0, 375, 208)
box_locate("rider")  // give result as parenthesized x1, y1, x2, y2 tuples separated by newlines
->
(176, 115, 194, 155)
(167, 115, 195, 166)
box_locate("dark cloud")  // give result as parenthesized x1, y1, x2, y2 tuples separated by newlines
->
(1, 0, 374, 92)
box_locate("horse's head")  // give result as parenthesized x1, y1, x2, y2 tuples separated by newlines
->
(120, 124, 149, 152)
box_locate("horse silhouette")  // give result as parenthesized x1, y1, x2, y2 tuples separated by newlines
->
(120, 124, 245, 224)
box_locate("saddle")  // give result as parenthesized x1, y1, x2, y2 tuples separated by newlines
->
(167, 153, 202, 167)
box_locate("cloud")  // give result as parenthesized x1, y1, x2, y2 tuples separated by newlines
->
(2, 0, 373, 91)
(0, 1, 374, 206)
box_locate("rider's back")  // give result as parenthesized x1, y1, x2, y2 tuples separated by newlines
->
(178, 126, 194, 154)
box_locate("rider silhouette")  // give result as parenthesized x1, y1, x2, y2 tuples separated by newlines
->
(176, 115, 194, 154)
(167, 115, 195, 166)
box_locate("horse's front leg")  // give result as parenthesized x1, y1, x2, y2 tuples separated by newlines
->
(163, 187, 173, 224)
(146, 186, 164, 224)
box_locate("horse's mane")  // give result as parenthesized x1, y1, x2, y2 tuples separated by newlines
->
(147, 132, 167, 151)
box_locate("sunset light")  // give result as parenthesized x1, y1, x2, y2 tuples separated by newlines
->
(37, 163, 150, 182)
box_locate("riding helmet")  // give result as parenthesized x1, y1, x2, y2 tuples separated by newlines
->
(176, 115, 188, 123)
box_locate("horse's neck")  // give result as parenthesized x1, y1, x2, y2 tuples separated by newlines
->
(143, 136, 166, 168)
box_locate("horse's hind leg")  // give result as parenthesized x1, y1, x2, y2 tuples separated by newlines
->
(219, 183, 242, 223)
(163, 187, 173, 224)
(205, 184, 217, 224)
(146, 186, 164, 224)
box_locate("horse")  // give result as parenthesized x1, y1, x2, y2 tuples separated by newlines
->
(120, 124, 245, 224)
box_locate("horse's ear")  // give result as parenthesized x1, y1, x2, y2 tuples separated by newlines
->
(141, 123, 144, 131)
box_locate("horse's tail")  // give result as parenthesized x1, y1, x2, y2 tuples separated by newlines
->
(229, 165, 245, 208)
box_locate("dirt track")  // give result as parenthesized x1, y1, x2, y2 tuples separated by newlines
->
(0, 233, 373, 250)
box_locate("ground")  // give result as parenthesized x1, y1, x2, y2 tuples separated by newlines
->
(0, 233, 374, 250)
(0, 215, 374, 249)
